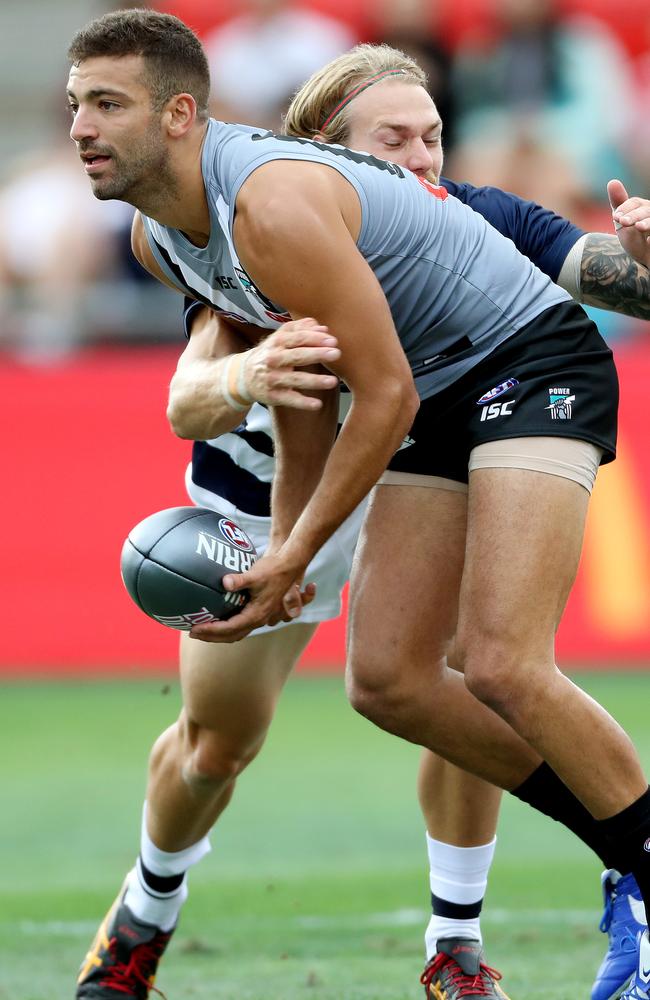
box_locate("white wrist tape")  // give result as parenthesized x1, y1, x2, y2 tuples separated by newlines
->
(220, 356, 250, 412)
(236, 351, 254, 404)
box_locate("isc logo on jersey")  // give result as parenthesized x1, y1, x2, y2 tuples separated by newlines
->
(196, 529, 256, 572)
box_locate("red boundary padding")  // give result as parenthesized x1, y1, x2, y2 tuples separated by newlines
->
(1, 338, 649, 675)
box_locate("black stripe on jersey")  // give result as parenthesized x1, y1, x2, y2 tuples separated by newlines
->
(233, 427, 275, 458)
(183, 297, 205, 339)
(153, 240, 215, 309)
(251, 131, 406, 178)
(192, 442, 271, 516)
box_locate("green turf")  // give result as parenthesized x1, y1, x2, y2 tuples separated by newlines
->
(0, 671, 648, 999)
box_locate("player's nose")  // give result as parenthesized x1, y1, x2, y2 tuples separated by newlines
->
(70, 107, 99, 143)
(407, 139, 435, 177)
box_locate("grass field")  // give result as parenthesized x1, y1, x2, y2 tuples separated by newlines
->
(1, 670, 648, 1000)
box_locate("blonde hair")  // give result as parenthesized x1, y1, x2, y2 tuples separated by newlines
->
(283, 44, 427, 145)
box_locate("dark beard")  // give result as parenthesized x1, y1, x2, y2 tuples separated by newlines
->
(92, 128, 178, 209)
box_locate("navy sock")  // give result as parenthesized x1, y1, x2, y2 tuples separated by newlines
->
(511, 762, 618, 869)
(598, 787, 650, 926)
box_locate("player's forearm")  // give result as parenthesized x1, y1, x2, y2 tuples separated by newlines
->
(269, 388, 339, 551)
(167, 354, 250, 440)
(579, 234, 650, 319)
(275, 381, 419, 569)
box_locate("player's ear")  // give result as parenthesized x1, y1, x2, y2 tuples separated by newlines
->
(164, 93, 197, 138)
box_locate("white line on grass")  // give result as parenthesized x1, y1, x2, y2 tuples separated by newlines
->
(296, 908, 599, 930)
(18, 920, 99, 936)
(15, 907, 600, 937)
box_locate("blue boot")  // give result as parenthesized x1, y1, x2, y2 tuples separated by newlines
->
(592, 870, 646, 1000)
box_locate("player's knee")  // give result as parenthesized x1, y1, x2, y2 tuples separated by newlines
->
(346, 656, 407, 727)
(182, 727, 265, 791)
(463, 661, 511, 714)
(347, 675, 381, 722)
(462, 643, 539, 721)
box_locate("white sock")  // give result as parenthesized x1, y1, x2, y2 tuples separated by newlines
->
(123, 802, 212, 932)
(424, 833, 497, 959)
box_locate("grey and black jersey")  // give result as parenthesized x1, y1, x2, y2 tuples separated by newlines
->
(143, 119, 573, 515)
(142, 119, 570, 402)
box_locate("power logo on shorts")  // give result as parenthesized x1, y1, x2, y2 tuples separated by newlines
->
(546, 387, 575, 420)
(218, 518, 255, 551)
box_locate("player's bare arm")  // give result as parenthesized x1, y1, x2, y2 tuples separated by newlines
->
(237, 162, 418, 556)
(168, 306, 258, 438)
(577, 180, 650, 319)
(190, 161, 419, 641)
(579, 234, 650, 319)
(167, 309, 342, 440)
(132, 211, 343, 437)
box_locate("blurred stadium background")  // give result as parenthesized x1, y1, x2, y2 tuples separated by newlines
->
(1, 1, 650, 997)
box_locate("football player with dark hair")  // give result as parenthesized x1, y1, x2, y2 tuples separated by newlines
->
(68, 13, 650, 999)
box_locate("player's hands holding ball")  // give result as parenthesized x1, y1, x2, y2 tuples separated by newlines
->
(241, 318, 341, 409)
(189, 549, 315, 643)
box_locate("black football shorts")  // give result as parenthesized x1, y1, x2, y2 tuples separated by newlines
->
(388, 301, 618, 484)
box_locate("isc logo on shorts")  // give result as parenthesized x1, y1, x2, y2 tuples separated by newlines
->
(218, 518, 254, 551)
(479, 400, 515, 421)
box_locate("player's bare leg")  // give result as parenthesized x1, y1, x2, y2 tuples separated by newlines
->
(456, 467, 647, 816)
(347, 483, 528, 997)
(349, 475, 647, 804)
(348, 475, 650, 996)
(347, 484, 542, 785)
(76, 623, 316, 999)
(454, 466, 650, 1000)
(130, 623, 317, 915)
(419, 630, 504, 957)
(420, 755, 502, 849)
(147, 624, 316, 850)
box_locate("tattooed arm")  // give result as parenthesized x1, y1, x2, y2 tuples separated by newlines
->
(444, 177, 650, 319)
(563, 180, 650, 320)
(578, 233, 650, 320)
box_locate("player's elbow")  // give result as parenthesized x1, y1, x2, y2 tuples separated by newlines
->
(166, 375, 205, 439)
(166, 395, 195, 439)
(386, 376, 419, 440)
(357, 374, 418, 455)
(402, 380, 420, 426)
(167, 374, 244, 440)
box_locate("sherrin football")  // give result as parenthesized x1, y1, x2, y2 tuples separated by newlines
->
(120, 507, 257, 630)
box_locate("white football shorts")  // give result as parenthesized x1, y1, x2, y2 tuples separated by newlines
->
(186, 469, 367, 635)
